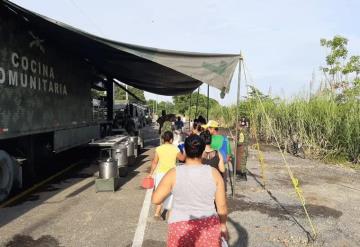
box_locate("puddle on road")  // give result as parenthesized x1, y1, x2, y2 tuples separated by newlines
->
(4, 234, 62, 247)
(228, 198, 343, 220)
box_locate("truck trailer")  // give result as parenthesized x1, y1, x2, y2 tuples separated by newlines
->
(0, 4, 112, 201)
(0, 0, 239, 202)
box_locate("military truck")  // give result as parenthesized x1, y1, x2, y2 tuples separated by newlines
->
(113, 103, 149, 135)
(0, 4, 112, 201)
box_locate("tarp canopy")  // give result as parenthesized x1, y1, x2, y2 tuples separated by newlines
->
(2, 0, 240, 96)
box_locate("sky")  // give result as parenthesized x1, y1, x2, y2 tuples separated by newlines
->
(11, 0, 360, 105)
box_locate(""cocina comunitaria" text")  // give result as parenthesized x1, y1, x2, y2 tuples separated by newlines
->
(0, 52, 68, 95)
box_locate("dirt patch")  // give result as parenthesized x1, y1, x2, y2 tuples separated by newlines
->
(4, 234, 62, 247)
(228, 198, 343, 220)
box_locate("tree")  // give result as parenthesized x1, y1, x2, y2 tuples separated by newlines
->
(320, 35, 360, 100)
(146, 99, 157, 113)
(114, 85, 145, 102)
(156, 101, 175, 116)
(320, 36, 348, 90)
(173, 92, 219, 119)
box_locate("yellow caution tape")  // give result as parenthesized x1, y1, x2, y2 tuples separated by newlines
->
(251, 126, 267, 187)
(243, 69, 317, 238)
(251, 87, 317, 238)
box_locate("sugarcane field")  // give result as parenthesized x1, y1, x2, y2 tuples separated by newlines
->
(0, 1, 359, 247)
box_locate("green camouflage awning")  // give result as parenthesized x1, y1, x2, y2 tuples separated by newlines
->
(2, 0, 240, 96)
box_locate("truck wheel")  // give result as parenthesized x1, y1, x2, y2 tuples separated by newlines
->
(0, 150, 15, 202)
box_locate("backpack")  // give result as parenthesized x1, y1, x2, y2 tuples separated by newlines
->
(219, 136, 229, 162)
(161, 121, 173, 135)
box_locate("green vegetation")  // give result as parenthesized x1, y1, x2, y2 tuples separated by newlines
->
(114, 86, 145, 102)
(144, 35, 359, 164)
(212, 36, 360, 164)
(146, 92, 220, 117)
(245, 92, 359, 164)
(173, 93, 219, 118)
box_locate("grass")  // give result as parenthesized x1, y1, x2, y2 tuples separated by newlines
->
(209, 94, 360, 165)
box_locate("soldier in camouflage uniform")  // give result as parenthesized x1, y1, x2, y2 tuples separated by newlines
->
(236, 119, 249, 181)
(157, 110, 176, 144)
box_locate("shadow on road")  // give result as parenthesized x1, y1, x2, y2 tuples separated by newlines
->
(228, 217, 248, 247)
(247, 170, 314, 242)
(0, 137, 154, 230)
(4, 234, 62, 247)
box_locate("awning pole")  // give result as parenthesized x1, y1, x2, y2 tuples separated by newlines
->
(155, 100, 158, 115)
(195, 87, 200, 119)
(206, 84, 210, 121)
(233, 53, 242, 198)
(188, 93, 192, 131)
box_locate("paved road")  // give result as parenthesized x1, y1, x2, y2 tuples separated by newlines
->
(142, 144, 360, 247)
(1, 126, 359, 247)
(0, 126, 158, 247)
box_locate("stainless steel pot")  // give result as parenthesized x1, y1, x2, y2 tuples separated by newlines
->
(130, 136, 139, 157)
(127, 141, 135, 157)
(138, 136, 144, 149)
(99, 158, 118, 179)
(130, 136, 138, 146)
(112, 144, 128, 168)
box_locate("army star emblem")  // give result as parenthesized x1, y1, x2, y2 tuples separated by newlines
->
(29, 31, 45, 53)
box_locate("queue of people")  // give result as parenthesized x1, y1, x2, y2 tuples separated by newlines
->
(148, 131, 185, 220)
(148, 115, 250, 246)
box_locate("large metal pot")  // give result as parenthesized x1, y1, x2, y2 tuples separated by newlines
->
(130, 136, 138, 144)
(111, 145, 128, 168)
(138, 136, 144, 149)
(130, 136, 139, 157)
(99, 158, 118, 179)
(127, 141, 135, 157)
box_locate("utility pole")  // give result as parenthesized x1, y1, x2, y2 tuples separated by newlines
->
(233, 53, 243, 198)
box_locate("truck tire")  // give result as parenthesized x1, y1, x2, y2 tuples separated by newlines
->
(0, 150, 15, 202)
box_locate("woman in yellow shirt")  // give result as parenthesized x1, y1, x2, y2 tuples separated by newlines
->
(149, 131, 185, 220)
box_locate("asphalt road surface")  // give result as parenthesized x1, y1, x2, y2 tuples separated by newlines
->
(1, 126, 359, 247)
